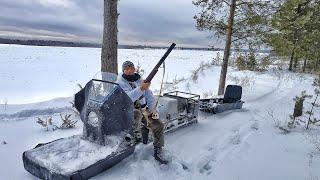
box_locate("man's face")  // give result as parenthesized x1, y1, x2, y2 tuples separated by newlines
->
(123, 66, 135, 75)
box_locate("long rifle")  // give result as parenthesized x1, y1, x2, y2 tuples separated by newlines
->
(140, 43, 176, 122)
(144, 43, 176, 83)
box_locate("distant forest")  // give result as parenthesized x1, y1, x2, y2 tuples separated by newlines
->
(0, 38, 269, 52)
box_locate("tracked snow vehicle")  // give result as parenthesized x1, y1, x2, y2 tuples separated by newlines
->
(22, 78, 200, 180)
(22, 43, 201, 180)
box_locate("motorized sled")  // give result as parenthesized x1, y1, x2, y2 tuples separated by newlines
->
(22, 78, 200, 180)
(22, 43, 201, 180)
(199, 85, 244, 114)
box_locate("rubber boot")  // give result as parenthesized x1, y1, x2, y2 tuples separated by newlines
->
(154, 146, 168, 164)
(133, 129, 142, 143)
(141, 125, 149, 144)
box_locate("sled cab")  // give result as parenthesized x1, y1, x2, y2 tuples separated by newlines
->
(81, 79, 134, 145)
(199, 85, 244, 113)
(23, 78, 136, 180)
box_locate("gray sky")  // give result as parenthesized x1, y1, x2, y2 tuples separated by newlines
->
(0, 0, 216, 47)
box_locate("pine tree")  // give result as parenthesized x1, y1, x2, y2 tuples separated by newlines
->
(193, 0, 278, 94)
(60, 114, 78, 129)
(235, 54, 246, 70)
(101, 0, 118, 74)
(266, 0, 320, 72)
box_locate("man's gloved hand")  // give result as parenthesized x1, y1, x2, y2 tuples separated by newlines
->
(140, 80, 151, 91)
(148, 111, 160, 120)
(142, 109, 159, 121)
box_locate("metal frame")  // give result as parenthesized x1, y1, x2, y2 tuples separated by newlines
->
(163, 91, 200, 101)
(161, 91, 200, 133)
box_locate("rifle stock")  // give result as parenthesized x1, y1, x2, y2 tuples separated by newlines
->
(144, 43, 176, 83)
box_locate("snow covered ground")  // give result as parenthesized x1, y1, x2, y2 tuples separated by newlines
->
(0, 44, 319, 180)
(0, 44, 214, 105)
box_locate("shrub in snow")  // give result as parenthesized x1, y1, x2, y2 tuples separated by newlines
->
(228, 75, 253, 88)
(135, 61, 145, 76)
(59, 113, 77, 129)
(161, 76, 186, 93)
(258, 56, 271, 72)
(235, 53, 270, 72)
(247, 51, 257, 71)
(190, 63, 204, 82)
(190, 69, 200, 82)
(293, 92, 307, 117)
(235, 55, 246, 71)
(1, 141, 7, 145)
(173, 76, 186, 84)
(288, 91, 312, 128)
(36, 117, 58, 131)
(306, 74, 320, 129)
(36, 114, 77, 131)
(211, 52, 222, 66)
(190, 61, 217, 82)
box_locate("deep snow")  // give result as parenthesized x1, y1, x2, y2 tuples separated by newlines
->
(0, 44, 319, 180)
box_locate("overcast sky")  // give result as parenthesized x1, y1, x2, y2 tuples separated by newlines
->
(0, 0, 216, 47)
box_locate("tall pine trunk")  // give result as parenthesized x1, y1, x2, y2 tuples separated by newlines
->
(293, 55, 298, 71)
(315, 57, 319, 72)
(101, 0, 118, 74)
(302, 56, 307, 72)
(218, 0, 236, 95)
(289, 42, 296, 71)
(289, 30, 298, 71)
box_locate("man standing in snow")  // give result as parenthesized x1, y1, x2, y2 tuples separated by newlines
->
(116, 61, 168, 164)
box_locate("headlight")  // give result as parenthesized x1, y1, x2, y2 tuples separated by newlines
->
(88, 111, 99, 127)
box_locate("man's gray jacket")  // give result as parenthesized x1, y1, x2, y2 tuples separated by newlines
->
(116, 73, 156, 112)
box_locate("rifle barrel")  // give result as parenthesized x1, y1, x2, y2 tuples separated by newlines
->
(145, 43, 176, 83)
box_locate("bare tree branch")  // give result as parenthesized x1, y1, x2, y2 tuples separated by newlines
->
(223, 0, 231, 6)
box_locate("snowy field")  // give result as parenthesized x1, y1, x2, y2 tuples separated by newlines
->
(0, 44, 319, 180)
(0, 44, 215, 105)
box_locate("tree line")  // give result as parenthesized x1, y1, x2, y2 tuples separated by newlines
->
(101, 0, 320, 95)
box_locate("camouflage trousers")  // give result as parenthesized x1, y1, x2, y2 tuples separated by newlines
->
(133, 109, 164, 147)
